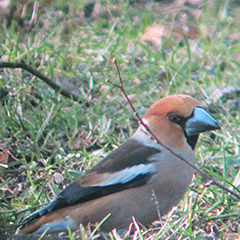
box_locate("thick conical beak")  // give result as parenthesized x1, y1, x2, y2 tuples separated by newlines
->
(186, 107, 220, 136)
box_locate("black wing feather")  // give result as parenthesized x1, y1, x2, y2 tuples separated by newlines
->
(23, 139, 160, 222)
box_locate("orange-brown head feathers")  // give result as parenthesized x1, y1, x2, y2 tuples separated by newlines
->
(143, 94, 201, 120)
(141, 94, 219, 151)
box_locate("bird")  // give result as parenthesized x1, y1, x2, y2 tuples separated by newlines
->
(18, 94, 220, 235)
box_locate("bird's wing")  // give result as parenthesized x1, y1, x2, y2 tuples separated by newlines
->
(24, 138, 161, 222)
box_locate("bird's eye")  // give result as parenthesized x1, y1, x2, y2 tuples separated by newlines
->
(168, 114, 181, 123)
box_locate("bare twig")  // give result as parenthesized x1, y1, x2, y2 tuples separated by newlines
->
(0, 61, 90, 106)
(107, 59, 240, 200)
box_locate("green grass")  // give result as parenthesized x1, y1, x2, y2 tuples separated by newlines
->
(0, 0, 240, 239)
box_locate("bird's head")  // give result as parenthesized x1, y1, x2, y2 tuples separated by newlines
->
(141, 94, 220, 150)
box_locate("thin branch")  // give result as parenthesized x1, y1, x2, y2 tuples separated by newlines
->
(107, 59, 240, 200)
(0, 61, 90, 106)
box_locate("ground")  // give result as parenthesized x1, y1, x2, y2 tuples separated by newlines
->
(0, 0, 240, 239)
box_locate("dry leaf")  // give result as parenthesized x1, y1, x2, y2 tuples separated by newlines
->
(0, 149, 9, 167)
(140, 23, 171, 45)
(141, 22, 199, 47)
(53, 172, 64, 185)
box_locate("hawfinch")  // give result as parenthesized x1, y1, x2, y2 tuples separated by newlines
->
(19, 94, 220, 234)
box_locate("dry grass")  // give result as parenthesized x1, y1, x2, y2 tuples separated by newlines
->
(0, 0, 240, 239)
